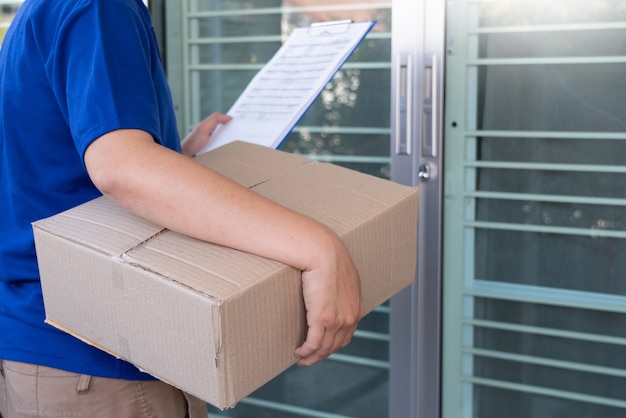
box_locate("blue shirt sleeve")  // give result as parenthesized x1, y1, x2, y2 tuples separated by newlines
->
(47, 0, 180, 157)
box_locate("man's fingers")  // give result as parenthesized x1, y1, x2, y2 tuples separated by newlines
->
(294, 321, 357, 366)
(294, 325, 325, 366)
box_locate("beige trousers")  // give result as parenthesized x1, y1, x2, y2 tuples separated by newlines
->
(0, 360, 207, 418)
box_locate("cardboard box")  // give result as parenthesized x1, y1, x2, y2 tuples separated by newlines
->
(33, 141, 418, 409)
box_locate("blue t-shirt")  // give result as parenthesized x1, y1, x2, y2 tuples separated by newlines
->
(0, 0, 181, 379)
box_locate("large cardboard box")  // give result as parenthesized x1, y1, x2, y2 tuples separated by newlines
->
(33, 141, 418, 409)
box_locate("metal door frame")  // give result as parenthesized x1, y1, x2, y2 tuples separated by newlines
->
(389, 0, 446, 417)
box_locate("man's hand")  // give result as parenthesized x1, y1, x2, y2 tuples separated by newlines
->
(294, 235, 364, 366)
(181, 112, 232, 157)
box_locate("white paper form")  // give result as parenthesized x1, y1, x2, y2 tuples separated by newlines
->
(199, 20, 376, 154)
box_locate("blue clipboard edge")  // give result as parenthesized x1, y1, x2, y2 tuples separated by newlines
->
(270, 19, 378, 149)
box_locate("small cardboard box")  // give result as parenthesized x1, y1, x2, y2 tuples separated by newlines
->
(33, 141, 418, 409)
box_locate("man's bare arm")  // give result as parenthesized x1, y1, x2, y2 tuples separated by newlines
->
(84, 128, 363, 365)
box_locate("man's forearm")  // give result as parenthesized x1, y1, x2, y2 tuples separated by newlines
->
(84, 128, 363, 365)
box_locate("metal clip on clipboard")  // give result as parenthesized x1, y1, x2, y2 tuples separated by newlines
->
(307, 19, 354, 35)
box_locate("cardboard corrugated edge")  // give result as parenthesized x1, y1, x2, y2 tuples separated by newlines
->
(44, 319, 123, 359)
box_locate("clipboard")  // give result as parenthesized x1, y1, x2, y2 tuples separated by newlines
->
(198, 20, 377, 154)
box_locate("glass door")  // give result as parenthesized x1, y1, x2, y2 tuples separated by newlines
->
(443, 1, 626, 417)
(169, 0, 393, 179)
(166, 1, 395, 416)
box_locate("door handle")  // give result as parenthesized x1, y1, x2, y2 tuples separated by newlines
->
(394, 54, 413, 155)
(422, 54, 438, 158)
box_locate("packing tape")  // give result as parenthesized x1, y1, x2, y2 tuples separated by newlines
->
(111, 256, 125, 290)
